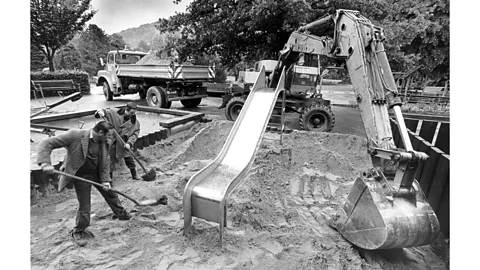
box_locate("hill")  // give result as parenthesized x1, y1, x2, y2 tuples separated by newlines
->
(116, 22, 159, 48)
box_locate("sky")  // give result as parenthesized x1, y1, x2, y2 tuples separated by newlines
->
(89, 0, 193, 34)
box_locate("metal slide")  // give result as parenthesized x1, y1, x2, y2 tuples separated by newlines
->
(183, 66, 285, 246)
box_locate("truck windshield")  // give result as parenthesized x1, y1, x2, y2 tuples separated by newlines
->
(116, 54, 143, 64)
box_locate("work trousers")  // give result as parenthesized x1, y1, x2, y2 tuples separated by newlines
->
(109, 142, 136, 172)
(73, 172, 128, 232)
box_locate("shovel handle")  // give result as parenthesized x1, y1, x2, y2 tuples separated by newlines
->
(52, 169, 142, 206)
(101, 116, 149, 174)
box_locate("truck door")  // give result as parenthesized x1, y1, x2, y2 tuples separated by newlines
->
(107, 52, 119, 93)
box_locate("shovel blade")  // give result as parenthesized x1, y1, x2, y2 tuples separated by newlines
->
(336, 177, 440, 250)
(138, 195, 168, 206)
(141, 168, 157, 182)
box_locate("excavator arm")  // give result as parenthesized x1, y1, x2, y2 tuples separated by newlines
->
(271, 9, 440, 249)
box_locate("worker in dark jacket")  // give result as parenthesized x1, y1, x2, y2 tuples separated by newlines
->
(95, 102, 141, 181)
(37, 121, 131, 247)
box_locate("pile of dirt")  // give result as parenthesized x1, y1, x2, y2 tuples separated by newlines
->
(30, 120, 449, 269)
(135, 52, 172, 65)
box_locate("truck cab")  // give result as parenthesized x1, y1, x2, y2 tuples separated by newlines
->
(97, 49, 148, 100)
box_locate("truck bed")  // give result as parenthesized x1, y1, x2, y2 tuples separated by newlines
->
(116, 64, 214, 81)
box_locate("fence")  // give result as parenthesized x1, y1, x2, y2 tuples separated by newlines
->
(390, 116, 450, 238)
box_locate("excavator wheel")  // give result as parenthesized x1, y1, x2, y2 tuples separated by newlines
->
(299, 104, 335, 132)
(225, 96, 245, 121)
(146, 86, 168, 108)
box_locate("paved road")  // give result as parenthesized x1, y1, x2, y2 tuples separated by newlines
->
(30, 84, 366, 138)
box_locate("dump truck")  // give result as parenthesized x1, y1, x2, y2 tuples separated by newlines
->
(96, 49, 215, 108)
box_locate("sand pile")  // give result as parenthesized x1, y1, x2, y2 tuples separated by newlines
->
(30, 120, 449, 269)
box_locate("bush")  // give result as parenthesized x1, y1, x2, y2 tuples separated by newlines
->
(401, 100, 450, 116)
(31, 69, 91, 97)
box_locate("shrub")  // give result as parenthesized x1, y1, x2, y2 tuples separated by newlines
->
(31, 69, 91, 97)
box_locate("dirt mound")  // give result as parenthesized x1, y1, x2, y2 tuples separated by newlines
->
(135, 52, 172, 65)
(30, 120, 449, 269)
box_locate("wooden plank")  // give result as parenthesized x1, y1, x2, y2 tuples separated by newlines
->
(436, 177, 450, 238)
(408, 132, 427, 180)
(30, 123, 70, 131)
(435, 123, 450, 154)
(30, 109, 98, 123)
(404, 119, 419, 133)
(414, 137, 432, 180)
(427, 154, 450, 212)
(419, 120, 438, 143)
(137, 105, 192, 116)
(418, 146, 444, 195)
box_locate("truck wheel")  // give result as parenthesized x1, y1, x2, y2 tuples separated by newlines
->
(139, 89, 147, 99)
(146, 86, 168, 108)
(225, 97, 245, 121)
(180, 98, 202, 108)
(299, 104, 335, 132)
(103, 82, 113, 101)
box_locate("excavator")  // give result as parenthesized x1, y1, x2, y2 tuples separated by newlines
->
(184, 9, 440, 250)
(268, 9, 440, 249)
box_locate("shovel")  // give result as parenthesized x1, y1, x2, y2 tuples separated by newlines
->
(53, 170, 167, 206)
(102, 117, 157, 181)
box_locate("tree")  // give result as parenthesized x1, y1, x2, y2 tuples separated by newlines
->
(157, 0, 320, 67)
(30, 0, 96, 72)
(77, 24, 109, 76)
(381, 0, 449, 79)
(31, 43, 47, 71)
(109, 33, 127, 50)
(158, 0, 449, 80)
(135, 40, 151, 52)
(54, 43, 82, 70)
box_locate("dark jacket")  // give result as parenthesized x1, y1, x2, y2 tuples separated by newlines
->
(97, 108, 140, 159)
(37, 129, 111, 191)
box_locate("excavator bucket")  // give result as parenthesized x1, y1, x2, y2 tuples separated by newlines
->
(334, 176, 440, 250)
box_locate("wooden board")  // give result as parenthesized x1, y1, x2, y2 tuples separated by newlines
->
(427, 154, 450, 212)
(435, 122, 450, 154)
(436, 176, 450, 238)
(418, 146, 444, 195)
(408, 132, 428, 181)
(404, 118, 419, 133)
(419, 120, 438, 143)
(414, 137, 432, 181)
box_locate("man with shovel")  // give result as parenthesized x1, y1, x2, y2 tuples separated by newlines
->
(38, 121, 131, 247)
(95, 102, 141, 181)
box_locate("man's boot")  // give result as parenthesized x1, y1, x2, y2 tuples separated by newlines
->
(130, 168, 141, 180)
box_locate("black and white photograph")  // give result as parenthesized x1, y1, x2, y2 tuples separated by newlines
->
(5, 0, 471, 268)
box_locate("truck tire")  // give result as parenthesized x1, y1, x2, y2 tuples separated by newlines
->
(146, 86, 168, 108)
(225, 96, 245, 121)
(299, 104, 335, 132)
(139, 89, 147, 99)
(180, 98, 202, 108)
(103, 81, 113, 101)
